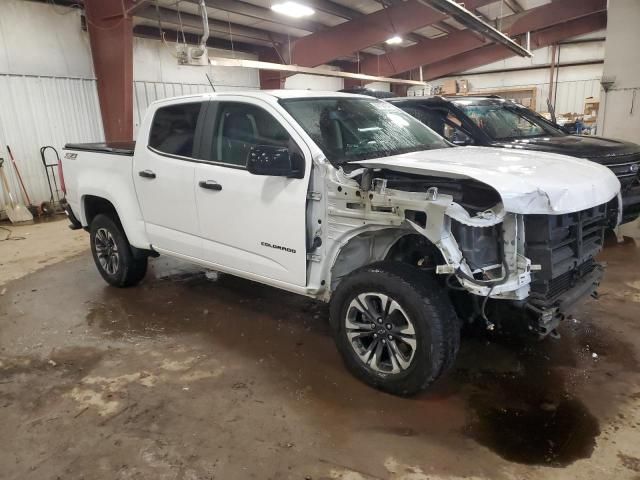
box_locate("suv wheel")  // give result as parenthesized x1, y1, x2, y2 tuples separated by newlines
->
(330, 261, 460, 396)
(89, 214, 148, 287)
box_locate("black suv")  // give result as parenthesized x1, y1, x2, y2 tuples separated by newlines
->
(388, 96, 640, 225)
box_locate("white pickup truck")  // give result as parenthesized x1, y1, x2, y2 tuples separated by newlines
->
(61, 91, 620, 395)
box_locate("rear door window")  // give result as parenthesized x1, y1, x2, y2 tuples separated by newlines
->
(149, 102, 203, 158)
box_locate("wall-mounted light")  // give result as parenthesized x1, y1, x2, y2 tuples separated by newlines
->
(271, 1, 315, 18)
(385, 36, 403, 45)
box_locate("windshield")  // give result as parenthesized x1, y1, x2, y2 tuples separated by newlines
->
(454, 102, 564, 140)
(280, 97, 449, 164)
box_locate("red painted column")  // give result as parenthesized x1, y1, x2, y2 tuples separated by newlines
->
(341, 62, 363, 90)
(84, 0, 134, 142)
(259, 50, 286, 89)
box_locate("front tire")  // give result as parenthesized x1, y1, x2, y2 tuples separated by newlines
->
(330, 261, 460, 396)
(89, 214, 148, 287)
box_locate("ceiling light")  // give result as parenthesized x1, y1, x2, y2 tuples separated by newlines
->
(385, 36, 403, 45)
(271, 1, 315, 18)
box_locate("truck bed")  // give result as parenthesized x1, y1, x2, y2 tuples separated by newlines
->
(64, 142, 136, 156)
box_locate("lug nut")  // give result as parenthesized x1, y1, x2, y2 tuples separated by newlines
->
(385, 323, 392, 330)
(382, 339, 386, 344)
(373, 333, 378, 338)
(387, 335, 393, 340)
(377, 317, 383, 324)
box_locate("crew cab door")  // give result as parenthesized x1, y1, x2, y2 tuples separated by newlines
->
(193, 98, 310, 286)
(133, 100, 207, 257)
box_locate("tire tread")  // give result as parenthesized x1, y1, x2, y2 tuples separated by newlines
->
(330, 261, 460, 396)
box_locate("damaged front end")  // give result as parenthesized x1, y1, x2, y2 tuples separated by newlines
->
(324, 166, 607, 338)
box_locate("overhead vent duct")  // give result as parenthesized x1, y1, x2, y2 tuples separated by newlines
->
(187, 0, 210, 65)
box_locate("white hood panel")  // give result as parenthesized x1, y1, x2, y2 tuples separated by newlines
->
(356, 147, 621, 215)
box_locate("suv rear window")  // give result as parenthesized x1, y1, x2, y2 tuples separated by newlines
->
(149, 102, 202, 157)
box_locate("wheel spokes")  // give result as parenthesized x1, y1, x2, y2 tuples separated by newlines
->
(367, 338, 385, 370)
(357, 337, 379, 364)
(345, 292, 418, 375)
(94, 228, 120, 275)
(388, 339, 413, 370)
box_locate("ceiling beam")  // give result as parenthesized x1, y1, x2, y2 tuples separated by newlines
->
(499, 0, 606, 34)
(420, 0, 531, 57)
(360, 0, 607, 77)
(421, 12, 607, 80)
(375, 0, 456, 40)
(125, 0, 152, 17)
(502, 0, 524, 14)
(136, 5, 287, 45)
(133, 24, 264, 54)
(303, 0, 362, 20)
(290, 0, 493, 67)
(181, 0, 324, 33)
(360, 30, 485, 77)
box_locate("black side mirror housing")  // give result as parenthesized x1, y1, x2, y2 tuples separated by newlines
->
(247, 145, 303, 178)
(451, 135, 474, 146)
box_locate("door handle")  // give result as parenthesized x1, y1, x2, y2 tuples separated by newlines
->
(138, 169, 156, 179)
(199, 180, 222, 191)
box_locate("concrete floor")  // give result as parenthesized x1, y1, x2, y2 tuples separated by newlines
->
(1, 218, 640, 480)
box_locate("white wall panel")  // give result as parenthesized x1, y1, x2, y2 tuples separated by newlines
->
(285, 65, 344, 91)
(0, 74, 103, 208)
(132, 38, 261, 132)
(0, 0, 94, 77)
(133, 81, 211, 132)
(466, 77, 602, 114)
(597, 0, 640, 143)
(417, 63, 603, 115)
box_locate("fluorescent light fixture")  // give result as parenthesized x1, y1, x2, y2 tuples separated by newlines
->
(385, 36, 403, 45)
(271, 1, 315, 18)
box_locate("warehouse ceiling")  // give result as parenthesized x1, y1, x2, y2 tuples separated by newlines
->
(48, 0, 608, 80)
(133, 0, 537, 52)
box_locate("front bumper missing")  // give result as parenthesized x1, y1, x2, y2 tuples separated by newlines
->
(524, 264, 604, 338)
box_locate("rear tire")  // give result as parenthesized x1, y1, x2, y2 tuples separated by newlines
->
(89, 214, 148, 287)
(330, 261, 460, 396)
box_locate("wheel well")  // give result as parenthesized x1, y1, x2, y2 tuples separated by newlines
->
(330, 230, 441, 291)
(83, 196, 119, 227)
(385, 234, 444, 267)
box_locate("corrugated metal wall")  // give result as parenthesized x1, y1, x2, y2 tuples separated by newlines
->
(469, 79, 602, 114)
(0, 73, 103, 209)
(133, 81, 211, 133)
(540, 79, 602, 115)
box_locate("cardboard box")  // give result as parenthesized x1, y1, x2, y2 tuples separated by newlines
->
(584, 98, 600, 116)
(520, 97, 532, 108)
(458, 79, 469, 94)
(441, 79, 457, 95)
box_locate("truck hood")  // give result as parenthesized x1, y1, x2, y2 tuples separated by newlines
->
(491, 135, 640, 165)
(355, 146, 620, 215)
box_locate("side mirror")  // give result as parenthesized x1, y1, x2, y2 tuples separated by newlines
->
(247, 145, 303, 178)
(451, 132, 474, 146)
